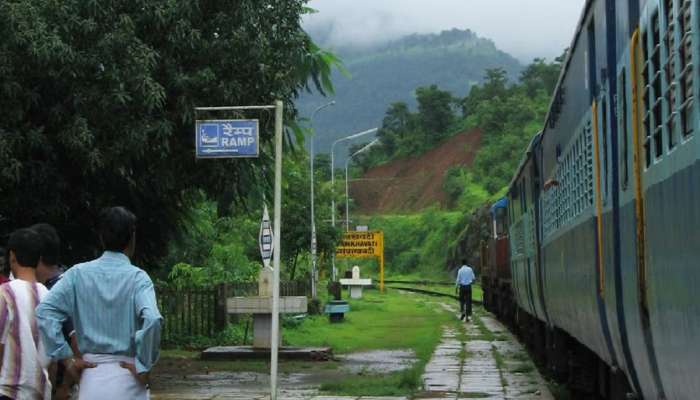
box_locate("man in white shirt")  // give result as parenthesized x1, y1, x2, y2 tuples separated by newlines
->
(455, 259, 475, 322)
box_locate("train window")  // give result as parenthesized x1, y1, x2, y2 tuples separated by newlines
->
(648, 12, 664, 162)
(679, 0, 694, 138)
(588, 20, 598, 102)
(663, 0, 678, 151)
(619, 70, 630, 190)
(641, 27, 653, 168)
(495, 207, 507, 237)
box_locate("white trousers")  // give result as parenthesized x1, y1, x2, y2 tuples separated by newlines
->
(78, 354, 149, 400)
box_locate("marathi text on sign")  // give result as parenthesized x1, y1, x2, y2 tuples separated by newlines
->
(195, 119, 260, 158)
(335, 231, 383, 258)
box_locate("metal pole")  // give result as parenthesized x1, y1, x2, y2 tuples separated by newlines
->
(344, 138, 380, 233)
(330, 141, 337, 228)
(330, 143, 336, 281)
(330, 128, 378, 229)
(310, 101, 334, 299)
(345, 157, 350, 231)
(194, 105, 276, 111)
(270, 100, 283, 400)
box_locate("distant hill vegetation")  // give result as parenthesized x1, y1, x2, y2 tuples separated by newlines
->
(296, 29, 522, 161)
(348, 55, 563, 214)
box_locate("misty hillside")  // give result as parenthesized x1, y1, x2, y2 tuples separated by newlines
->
(296, 29, 522, 161)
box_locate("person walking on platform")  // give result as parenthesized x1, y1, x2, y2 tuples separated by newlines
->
(36, 207, 162, 400)
(455, 259, 475, 321)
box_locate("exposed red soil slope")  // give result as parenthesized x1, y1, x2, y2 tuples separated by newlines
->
(351, 128, 483, 214)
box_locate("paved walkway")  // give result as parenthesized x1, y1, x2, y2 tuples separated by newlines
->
(419, 305, 554, 400)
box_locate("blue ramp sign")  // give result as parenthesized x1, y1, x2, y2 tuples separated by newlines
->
(196, 119, 259, 158)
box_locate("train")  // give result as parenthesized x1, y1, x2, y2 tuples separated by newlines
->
(480, 0, 699, 399)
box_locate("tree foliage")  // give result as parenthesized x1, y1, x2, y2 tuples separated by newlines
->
(162, 152, 339, 284)
(0, 0, 339, 265)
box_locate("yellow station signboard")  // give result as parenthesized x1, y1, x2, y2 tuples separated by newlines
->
(335, 231, 383, 258)
(335, 230, 385, 291)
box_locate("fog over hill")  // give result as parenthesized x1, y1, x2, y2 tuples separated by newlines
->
(296, 29, 522, 163)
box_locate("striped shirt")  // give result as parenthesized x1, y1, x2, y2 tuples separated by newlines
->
(0, 280, 51, 400)
(36, 251, 162, 373)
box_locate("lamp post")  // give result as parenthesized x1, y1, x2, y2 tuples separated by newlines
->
(345, 138, 380, 231)
(330, 128, 377, 280)
(309, 101, 335, 299)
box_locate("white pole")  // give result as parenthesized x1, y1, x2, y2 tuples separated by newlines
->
(310, 101, 334, 299)
(330, 144, 337, 281)
(270, 100, 283, 400)
(345, 139, 380, 233)
(345, 157, 350, 231)
(330, 141, 337, 228)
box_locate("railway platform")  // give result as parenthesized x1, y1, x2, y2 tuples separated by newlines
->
(152, 301, 552, 400)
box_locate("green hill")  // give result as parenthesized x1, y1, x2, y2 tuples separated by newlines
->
(296, 29, 523, 161)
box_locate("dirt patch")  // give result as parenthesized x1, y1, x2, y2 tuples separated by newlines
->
(337, 349, 417, 374)
(352, 128, 483, 214)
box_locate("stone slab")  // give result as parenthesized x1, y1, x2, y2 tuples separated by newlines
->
(201, 346, 333, 361)
(338, 278, 372, 285)
(227, 296, 308, 314)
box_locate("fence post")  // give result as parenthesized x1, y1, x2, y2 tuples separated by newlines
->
(215, 283, 229, 332)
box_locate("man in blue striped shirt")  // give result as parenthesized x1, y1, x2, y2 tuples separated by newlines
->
(36, 207, 162, 399)
(455, 259, 475, 322)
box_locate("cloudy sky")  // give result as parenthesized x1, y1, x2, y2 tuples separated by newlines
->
(304, 0, 587, 62)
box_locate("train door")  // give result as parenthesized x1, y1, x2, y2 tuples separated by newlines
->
(530, 136, 550, 325)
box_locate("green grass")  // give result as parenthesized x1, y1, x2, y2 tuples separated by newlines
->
(285, 289, 448, 356)
(285, 288, 455, 396)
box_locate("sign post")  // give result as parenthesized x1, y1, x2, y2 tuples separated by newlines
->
(194, 101, 284, 400)
(335, 230, 385, 292)
(259, 205, 273, 269)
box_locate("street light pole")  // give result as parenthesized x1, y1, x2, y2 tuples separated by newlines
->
(309, 101, 335, 300)
(330, 128, 378, 279)
(345, 139, 380, 231)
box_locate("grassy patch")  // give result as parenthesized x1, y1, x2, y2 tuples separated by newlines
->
(459, 392, 491, 398)
(285, 289, 453, 396)
(490, 344, 508, 388)
(320, 367, 421, 396)
(469, 313, 495, 341)
(510, 363, 535, 374)
(285, 289, 447, 356)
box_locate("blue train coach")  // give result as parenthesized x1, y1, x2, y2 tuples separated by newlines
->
(485, 1, 700, 398)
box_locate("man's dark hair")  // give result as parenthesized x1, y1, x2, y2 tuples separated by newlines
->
(99, 207, 137, 252)
(0, 246, 7, 277)
(31, 223, 60, 265)
(7, 228, 42, 268)
(461, 259, 468, 265)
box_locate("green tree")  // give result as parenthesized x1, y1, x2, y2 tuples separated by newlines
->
(520, 57, 563, 97)
(0, 0, 340, 265)
(415, 85, 455, 144)
(461, 68, 509, 117)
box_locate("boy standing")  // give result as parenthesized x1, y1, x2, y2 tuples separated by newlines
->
(0, 228, 51, 399)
